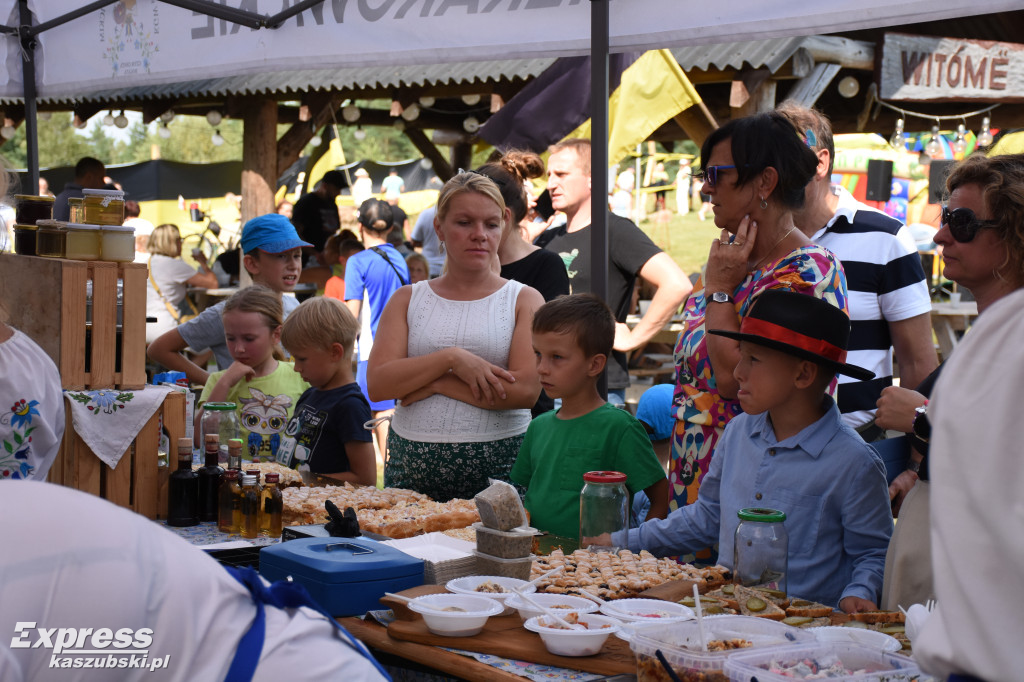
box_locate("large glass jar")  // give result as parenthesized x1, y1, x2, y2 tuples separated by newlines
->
(579, 470, 629, 552)
(733, 507, 788, 595)
(81, 188, 125, 225)
(200, 402, 240, 465)
(64, 223, 102, 260)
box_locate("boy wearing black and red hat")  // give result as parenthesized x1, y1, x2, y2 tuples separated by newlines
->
(607, 290, 893, 612)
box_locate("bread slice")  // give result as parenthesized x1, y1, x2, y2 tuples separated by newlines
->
(847, 610, 906, 625)
(677, 594, 738, 616)
(785, 598, 834, 618)
(781, 615, 831, 628)
(733, 584, 786, 620)
(750, 587, 791, 611)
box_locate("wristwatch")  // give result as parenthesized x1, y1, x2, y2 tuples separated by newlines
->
(906, 458, 922, 474)
(709, 291, 734, 304)
(912, 404, 931, 441)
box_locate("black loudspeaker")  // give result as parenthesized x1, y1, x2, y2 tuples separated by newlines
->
(865, 159, 894, 202)
(928, 160, 956, 204)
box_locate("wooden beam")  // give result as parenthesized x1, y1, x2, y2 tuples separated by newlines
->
(800, 35, 875, 71)
(732, 70, 776, 118)
(451, 142, 473, 177)
(405, 128, 454, 181)
(784, 63, 842, 108)
(276, 94, 341, 178)
(240, 97, 277, 224)
(672, 100, 718, 148)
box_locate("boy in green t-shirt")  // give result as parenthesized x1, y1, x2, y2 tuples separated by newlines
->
(510, 294, 669, 539)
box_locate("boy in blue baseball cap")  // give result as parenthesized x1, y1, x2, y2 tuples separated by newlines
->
(148, 214, 312, 385)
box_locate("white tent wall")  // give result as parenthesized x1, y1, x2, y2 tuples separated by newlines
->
(4, 0, 1018, 99)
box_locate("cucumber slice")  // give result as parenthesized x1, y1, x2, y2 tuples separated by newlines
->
(745, 597, 767, 612)
(782, 616, 813, 626)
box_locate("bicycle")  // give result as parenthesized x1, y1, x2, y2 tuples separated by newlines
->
(180, 205, 237, 268)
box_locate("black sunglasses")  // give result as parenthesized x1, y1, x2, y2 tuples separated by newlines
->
(940, 206, 998, 243)
(694, 165, 738, 188)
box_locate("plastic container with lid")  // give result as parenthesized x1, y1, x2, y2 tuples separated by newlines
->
(472, 522, 535, 558)
(201, 402, 240, 465)
(723, 641, 921, 681)
(14, 194, 54, 224)
(629, 615, 815, 682)
(63, 223, 102, 260)
(68, 197, 84, 223)
(81, 188, 125, 225)
(100, 224, 136, 262)
(35, 220, 67, 258)
(580, 470, 629, 551)
(472, 550, 534, 580)
(13, 224, 37, 256)
(734, 507, 788, 595)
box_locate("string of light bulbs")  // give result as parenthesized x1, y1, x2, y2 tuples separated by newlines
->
(878, 98, 1000, 155)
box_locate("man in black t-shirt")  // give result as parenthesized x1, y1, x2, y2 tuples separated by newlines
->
(542, 139, 692, 401)
(291, 170, 346, 262)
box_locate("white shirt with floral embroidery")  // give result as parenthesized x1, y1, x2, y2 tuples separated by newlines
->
(0, 327, 64, 480)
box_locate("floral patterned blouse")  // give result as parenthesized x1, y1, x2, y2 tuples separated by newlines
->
(672, 245, 848, 428)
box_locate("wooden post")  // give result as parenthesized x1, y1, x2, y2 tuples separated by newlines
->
(240, 97, 278, 225)
(450, 142, 473, 177)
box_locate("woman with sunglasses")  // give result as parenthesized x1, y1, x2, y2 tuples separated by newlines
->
(668, 113, 849, 550)
(875, 153, 1024, 612)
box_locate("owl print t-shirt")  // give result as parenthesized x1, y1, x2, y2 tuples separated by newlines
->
(198, 362, 309, 462)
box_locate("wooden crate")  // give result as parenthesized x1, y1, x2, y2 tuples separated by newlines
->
(48, 391, 185, 519)
(0, 254, 147, 390)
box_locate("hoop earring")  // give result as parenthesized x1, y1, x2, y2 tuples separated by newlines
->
(759, 196, 768, 210)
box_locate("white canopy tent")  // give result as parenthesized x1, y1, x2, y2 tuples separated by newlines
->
(0, 0, 1012, 344)
(2, 0, 1016, 99)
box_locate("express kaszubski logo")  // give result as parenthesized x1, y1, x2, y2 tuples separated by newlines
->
(10, 623, 171, 671)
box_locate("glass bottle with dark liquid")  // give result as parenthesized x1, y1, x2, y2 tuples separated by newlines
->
(167, 437, 199, 527)
(197, 434, 224, 522)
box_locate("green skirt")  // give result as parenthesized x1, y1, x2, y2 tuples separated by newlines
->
(385, 431, 524, 502)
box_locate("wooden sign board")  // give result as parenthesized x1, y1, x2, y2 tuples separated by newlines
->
(880, 32, 1024, 102)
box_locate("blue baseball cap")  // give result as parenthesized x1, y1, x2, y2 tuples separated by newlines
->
(635, 383, 676, 441)
(240, 213, 312, 254)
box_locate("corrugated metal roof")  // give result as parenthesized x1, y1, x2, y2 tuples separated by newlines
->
(14, 58, 557, 106)
(672, 37, 807, 74)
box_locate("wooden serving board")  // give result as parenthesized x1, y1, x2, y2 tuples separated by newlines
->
(383, 587, 636, 675)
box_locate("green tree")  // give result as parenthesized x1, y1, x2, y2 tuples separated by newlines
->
(0, 113, 95, 170)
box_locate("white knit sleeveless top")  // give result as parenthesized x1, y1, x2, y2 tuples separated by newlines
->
(391, 279, 532, 443)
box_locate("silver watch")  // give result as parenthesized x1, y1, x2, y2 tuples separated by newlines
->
(709, 291, 734, 304)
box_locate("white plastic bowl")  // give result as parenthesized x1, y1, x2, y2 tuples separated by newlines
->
(446, 575, 536, 615)
(808, 626, 903, 652)
(524, 613, 621, 657)
(407, 593, 504, 637)
(599, 598, 695, 623)
(505, 593, 599, 621)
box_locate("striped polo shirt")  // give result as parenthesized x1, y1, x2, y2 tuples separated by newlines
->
(812, 186, 932, 429)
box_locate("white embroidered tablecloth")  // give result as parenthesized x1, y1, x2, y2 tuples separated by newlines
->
(64, 385, 175, 468)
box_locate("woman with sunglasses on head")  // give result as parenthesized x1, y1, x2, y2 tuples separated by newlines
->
(668, 113, 849, 553)
(875, 153, 1024, 613)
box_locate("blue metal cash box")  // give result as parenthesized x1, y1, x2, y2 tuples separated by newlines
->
(259, 537, 424, 616)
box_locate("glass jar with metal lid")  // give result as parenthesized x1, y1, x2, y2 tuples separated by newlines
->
(14, 194, 54, 224)
(733, 507, 788, 595)
(579, 470, 630, 552)
(35, 220, 67, 258)
(201, 402, 241, 465)
(13, 224, 38, 256)
(81, 188, 125, 225)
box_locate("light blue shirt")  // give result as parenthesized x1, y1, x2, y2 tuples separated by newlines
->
(619, 399, 892, 607)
